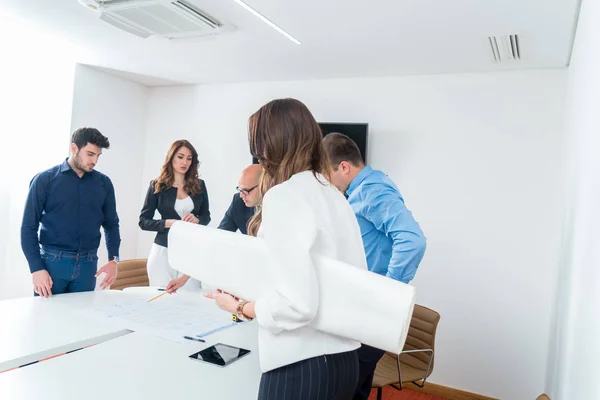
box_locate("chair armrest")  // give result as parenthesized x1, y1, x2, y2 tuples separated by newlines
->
(396, 348, 435, 388)
(400, 349, 433, 355)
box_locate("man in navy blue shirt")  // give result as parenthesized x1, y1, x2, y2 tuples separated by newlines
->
(21, 127, 121, 297)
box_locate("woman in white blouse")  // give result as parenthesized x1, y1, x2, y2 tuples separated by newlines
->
(205, 99, 367, 399)
(139, 140, 210, 292)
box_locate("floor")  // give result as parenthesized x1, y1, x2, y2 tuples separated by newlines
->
(369, 386, 447, 400)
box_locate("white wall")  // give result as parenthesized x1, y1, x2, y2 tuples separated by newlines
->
(71, 65, 149, 267)
(0, 17, 76, 299)
(547, 0, 600, 398)
(140, 70, 567, 399)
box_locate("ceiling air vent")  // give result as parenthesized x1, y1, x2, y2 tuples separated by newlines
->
(79, 0, 235, 39)
(488, 34, 520, 62)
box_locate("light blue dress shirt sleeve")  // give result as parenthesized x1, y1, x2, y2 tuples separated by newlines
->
(361, 182, 426, 283)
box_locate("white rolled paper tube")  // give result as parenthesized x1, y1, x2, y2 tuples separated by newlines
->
(168, 222, 415, 353)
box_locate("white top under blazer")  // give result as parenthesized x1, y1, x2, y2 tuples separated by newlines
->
(253, 170, 368, 372)
(174, 196, 194, 219)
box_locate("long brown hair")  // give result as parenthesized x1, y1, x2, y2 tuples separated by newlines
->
(247, 98, 331, 236)
(154, 140, 203, 195)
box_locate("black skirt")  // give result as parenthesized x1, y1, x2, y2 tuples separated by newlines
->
(258, 349, 359, 400)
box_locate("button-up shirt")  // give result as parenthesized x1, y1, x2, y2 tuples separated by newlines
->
(346, 165, 426, 283)
(21, 159, 121, 273)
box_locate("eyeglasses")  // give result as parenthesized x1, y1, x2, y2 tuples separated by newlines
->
(236, 185, 258, 196)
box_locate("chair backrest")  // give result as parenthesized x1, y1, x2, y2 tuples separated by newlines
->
(111, 259, 149, 290)
(399, 304, 441, 375)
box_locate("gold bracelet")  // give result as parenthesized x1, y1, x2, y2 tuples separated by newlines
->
(236, 300, 253, 321)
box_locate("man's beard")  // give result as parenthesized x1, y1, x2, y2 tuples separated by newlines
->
(73, 153, 92, 172)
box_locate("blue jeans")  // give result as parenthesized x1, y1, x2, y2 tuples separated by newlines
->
(36, 246, 98, 295)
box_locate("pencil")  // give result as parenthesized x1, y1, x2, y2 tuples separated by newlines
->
(184, 336, 206, 343)
(147, 291, 168, 303)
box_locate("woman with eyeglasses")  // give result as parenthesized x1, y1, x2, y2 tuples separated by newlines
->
(139, 140, 210, 292)
(205, 99, 367, 399)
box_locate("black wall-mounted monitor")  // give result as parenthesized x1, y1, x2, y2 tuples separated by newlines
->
(319, 123, 368, 164)
(252, 122, 369, 164)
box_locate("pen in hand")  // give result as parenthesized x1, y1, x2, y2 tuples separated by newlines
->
(147, 291, 168, 303)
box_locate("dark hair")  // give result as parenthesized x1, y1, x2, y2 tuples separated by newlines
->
(247, 98, 331, 236)
(71, 127, 110, 149)
(154, 140, 203, 195)
(322, 132, 364, 170)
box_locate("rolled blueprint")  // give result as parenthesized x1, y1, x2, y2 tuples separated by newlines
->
(168, 222, 415, 354)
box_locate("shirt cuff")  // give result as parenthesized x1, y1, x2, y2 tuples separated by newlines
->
(386, 271, 410, 284)
(254, 298, 283, 335)
(29, 260, 46, 274)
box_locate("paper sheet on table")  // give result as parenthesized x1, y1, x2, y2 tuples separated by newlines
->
(75, 292, 236, 343)
(168, 222, 416, 354)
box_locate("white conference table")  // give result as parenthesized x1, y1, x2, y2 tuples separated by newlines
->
(0, 294, 120, 367)
(0, 289, 261, 399)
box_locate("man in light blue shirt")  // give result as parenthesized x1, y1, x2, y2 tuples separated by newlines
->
(323, 133, 426, 400)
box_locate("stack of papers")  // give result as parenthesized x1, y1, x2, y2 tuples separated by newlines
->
(75, 293, 236, 343)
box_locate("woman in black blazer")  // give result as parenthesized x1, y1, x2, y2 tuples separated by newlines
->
(139, 140, 210, 292)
